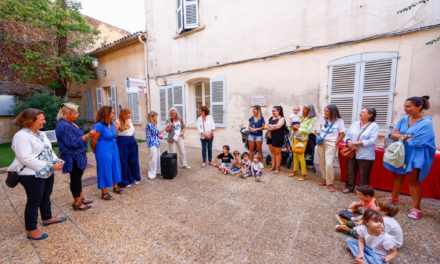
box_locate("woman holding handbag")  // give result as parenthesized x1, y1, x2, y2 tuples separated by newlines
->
(8, 108, 66, 240)
(317, 104, 346, 192)
(342, 107, 379, 193)
(197, 106, 215, 167)
(290, 104, 317, 181)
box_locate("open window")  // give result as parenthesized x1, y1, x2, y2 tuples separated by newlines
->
(176, 0, 199, 34)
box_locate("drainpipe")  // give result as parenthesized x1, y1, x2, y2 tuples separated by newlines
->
(137, 33, 151, 113)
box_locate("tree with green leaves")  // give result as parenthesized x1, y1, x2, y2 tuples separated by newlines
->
(0, 0, 99, 97)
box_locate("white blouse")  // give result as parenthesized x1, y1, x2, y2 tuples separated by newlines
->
(197, 115, 216, 134)
(118, 120, 135, 136)
(7, 129, 59, 176)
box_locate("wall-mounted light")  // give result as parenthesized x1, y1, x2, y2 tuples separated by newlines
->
(92, 58, 107, 76)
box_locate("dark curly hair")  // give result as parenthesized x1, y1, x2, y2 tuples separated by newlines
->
(200, 106, 210, 115)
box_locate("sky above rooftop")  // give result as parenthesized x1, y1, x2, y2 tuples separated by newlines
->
(79, 0, 145, 33)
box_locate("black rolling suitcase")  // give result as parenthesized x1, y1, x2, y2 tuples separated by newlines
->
(160, 151, 178, 179)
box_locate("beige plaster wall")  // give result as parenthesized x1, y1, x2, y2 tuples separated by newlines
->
(76, 42, 148, 139)
(145, 0, 440, 77)
(0, 117, 19, 144)
(148, 30, 440, 152)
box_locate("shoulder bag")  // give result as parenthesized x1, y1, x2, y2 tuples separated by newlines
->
(315, 122, 334, 145)
(6, 166, 25, 188)
(340, 122, 371, 159)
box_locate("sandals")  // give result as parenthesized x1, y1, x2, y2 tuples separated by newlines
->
(288, 171, 298, 177)
(42, 217, 67, 226)
(101, 193, 113, 200)
(319, 179, 326, 186)
(328, 184, 336, 192)
(72, 203, 91, 211)
(82, 198, 93, 205)
(113, 188, 124, 194)
(273, 170, 280, 174)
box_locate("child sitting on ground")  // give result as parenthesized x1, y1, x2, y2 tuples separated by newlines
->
(345, 210, 398, 264)
(336, 201, 404, 249)
(338, 185, 378, 222)
(248, 156, 264, 182)
(216, 145, 234, 175)
(230, 150, 241, 175)
(240, 152, 252, 178)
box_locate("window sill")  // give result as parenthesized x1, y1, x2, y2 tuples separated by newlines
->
(173, 25, 205, 40)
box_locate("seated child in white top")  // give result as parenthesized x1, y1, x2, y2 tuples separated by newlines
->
(336, 200, 404, 249)
(248, 156, 264, 182)
(345, 210, 397, 264)
(239, 152, 251, 178)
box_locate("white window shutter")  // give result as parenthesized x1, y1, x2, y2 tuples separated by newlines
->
(159, 88, 167, 124)
(183, 0, 199, 30)
(173, 83, 185, 122)
(328, 63, 360, 128)
(176, 0, 184, 33)
(96, 88, 103, 110)
(210, 75, 226, 127)
(359, 57, 397, 129)
(127, 93, 140, 124)
(110, 85, 118, 117)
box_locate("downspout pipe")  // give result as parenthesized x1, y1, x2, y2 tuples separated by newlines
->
(138, 33, 151, 113)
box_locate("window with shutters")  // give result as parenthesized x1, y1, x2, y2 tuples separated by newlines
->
(176, 0, 199, 34)
(194, 80, 211, 120)
(109, 85, 119, 117)
(96, 88, 104, 110)
(127, 92, 140, 124)
(328, 52, 398, 130)
(159, 83, 185, 125)
(83, 90, 94, 121)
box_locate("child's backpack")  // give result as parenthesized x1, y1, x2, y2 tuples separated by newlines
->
(383, 138, 406, 169)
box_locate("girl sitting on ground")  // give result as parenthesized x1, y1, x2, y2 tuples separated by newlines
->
(230, 150, 241, 175)
(240, 152, 251, 178)
(345, 210, 397, 264)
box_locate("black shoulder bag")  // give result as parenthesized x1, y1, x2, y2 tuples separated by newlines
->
(6, 166, 25, 188)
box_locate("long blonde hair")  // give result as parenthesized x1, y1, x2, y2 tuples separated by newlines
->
(147, 111, 158, 125)
(118, 108, 131, 132)
(57, 102, 78, 121)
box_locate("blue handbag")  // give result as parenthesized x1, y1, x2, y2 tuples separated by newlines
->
(316, 122, 334, 145)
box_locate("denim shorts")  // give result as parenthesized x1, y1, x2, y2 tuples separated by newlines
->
(248, 134, 263, 142)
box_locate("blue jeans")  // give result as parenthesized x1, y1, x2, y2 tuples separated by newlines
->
(201, 139, 213, 162)
(346, 238, 386, 264)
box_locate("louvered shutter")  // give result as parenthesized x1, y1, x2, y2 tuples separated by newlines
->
(110, 85, 118, 117)
(159, 88, 167, 124)
(127, 93, 140, 123)
(96, 88, 103, 110)
(359, 55, 397, 129)
(328, 63, 360, 128)
(173, 83, 185, 122)
(176, 0, 184, 33)
(183, 0, 199, 29)
(84, 90, 94, 121)
(210, 75, 226, 127)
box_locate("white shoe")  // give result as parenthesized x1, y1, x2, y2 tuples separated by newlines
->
(133, 181, 140, 185)
(126, 184, 132, 188)
(183, 165, 191, 169)
(202, 163, 206, 167)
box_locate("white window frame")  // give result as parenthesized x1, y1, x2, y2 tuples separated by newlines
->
(96, 87, 104, 110)
(193, 80, 210, 121)
(328, 52, 398, 130)
(159, 82, 186, 125)
(176, 0, 199, 34)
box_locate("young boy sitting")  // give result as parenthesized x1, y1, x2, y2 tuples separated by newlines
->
(249, 156, 264, 182)
(216, 145, 234, 175)
(336, 200, 403, 249)
(338, 185, 378, 222)
(240, 152, 251, 178)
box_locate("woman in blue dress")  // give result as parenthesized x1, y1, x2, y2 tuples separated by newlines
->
(384, 96, 436, 220)
(55, 103, 95, 210)
(90, 106, 122, 200)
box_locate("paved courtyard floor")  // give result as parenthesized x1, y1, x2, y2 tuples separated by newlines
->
(1, 144, 440, 263)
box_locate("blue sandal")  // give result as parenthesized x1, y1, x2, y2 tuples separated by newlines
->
(42, 217, 67, 226)
(27, 233, 49, 240)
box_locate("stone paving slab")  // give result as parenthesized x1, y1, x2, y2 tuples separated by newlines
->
(1, 143, 440, 263)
